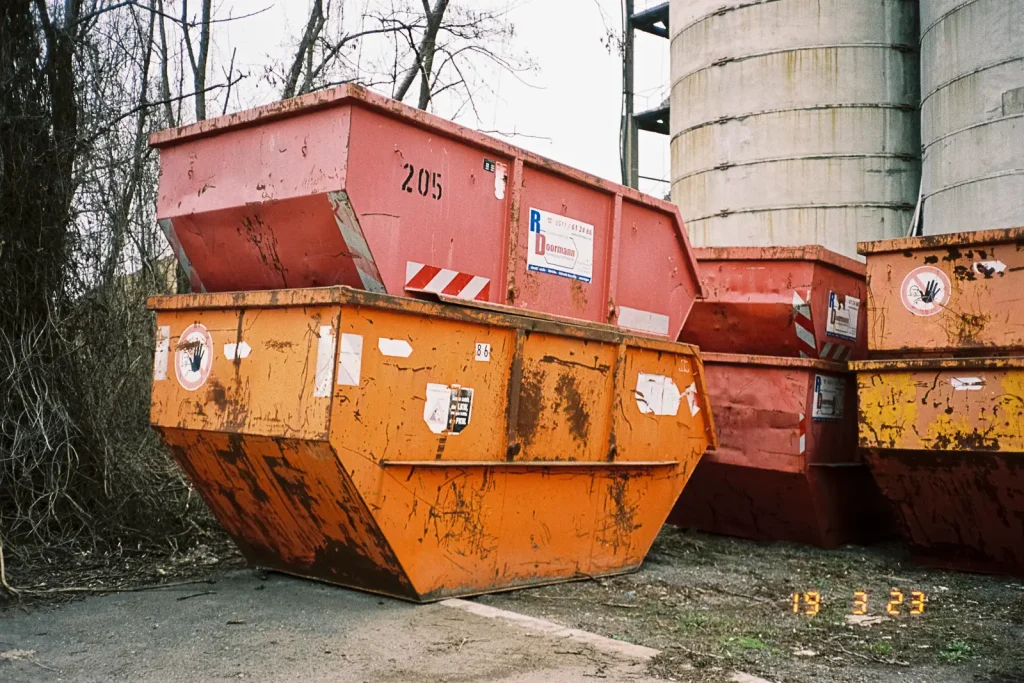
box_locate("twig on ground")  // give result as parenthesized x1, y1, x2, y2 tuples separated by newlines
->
(665, 643, 725, 660)
(601, 602, 640, 609)
(838, 645, 909, 667)
(691, 584, 772, 604)
(176, 590, 216, 601)
(0, 535, 20, 596)
(19, 578, 216, 596)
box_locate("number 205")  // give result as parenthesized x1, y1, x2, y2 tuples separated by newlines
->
(401, 163, 442, 200)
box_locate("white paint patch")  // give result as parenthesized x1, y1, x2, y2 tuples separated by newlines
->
(617, 306, 670, 337)
(819, 342, 833, 359)
(424, 383, 453, 434)
(475, 343, 491, 361)
(223, 341, 252, 360)
(683, 382, 701, 417)
(951, 376, 984, 391)
(494, 161, 507, 199)
(378, 338, 413, 358)
(337, 333, 363, 387)
(439, 599, 660, 661)
(973, 260, 1007, 276)
(153, 325, 170, 381)
(313, 326, 337, 397)
(635, 373, 682, 416)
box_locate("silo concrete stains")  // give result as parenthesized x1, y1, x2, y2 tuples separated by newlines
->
(670, 0, 921, 259)
(921, 0, 1024, 235)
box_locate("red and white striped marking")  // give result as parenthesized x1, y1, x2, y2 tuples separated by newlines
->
(798, 412, 807, 454)
(792, 291, 817, 358)
(405, 262, 491, 301)
(819, 341, 852, 361)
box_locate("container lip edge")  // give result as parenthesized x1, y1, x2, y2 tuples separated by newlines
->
(850, 356, 1024, 371)
(700, 351, 850, 372)
(858, 227, 1024, 255)
(692, 245, 866, 276)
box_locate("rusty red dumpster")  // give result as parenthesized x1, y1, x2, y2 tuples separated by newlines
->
(149, 84, 704, 339)
(149, 287, 717, 601)
(858, 228, 1024, 358)
(852, 356, 1024, 575)
(668, 353, 886, 547)
(679, 247, 868, 360)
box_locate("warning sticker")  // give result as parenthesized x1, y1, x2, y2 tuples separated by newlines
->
(423, 383, 474, 435)
(174, 323, 213, 392)
(826, 292, 860, 341)
(527, 208, 594, 283)
(901, 266, 951, 317)
(812, 375, 846, 421)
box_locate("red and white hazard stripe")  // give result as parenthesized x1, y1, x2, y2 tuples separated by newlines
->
(792, 291, 817, 358)
(405, 262, 491, 302)
(819, 341, 852, 361)
(798, 412, 807, 454)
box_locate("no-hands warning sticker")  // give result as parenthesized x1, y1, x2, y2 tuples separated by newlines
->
(900, 266, 951, 317)
(175, 323, 213, 391)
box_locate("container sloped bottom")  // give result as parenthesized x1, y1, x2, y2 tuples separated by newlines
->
(149, 287, 716, 601)
(853, 356, 1024, 576)
(668, 353, 887, 548)
(864, 449, 1024, 576)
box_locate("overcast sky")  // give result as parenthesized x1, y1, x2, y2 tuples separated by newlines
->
(211, 0, 670, 196)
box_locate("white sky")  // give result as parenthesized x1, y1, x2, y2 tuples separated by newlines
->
(212, 0, 671, 196)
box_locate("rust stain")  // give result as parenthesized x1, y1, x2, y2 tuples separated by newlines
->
(516, 368, 546, 448)
(554, 372, 590, 443)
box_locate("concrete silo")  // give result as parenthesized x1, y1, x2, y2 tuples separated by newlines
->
(669, 0, 921, 258)
(920, 0, 1024, 234)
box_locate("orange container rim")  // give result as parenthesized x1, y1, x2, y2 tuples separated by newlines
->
(850, 356, 1024, 372)
(857, 226, 1024, 255)
(692, 245, 866, 277)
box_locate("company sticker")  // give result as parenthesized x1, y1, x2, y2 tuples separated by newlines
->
(174, 323, 214, 391)
(527, 208, 594, 283)
(826, 292, 860, 341)
(812, 375, 846, 421)
(423, 383, 474, 435)
(900, 266, 951, 317)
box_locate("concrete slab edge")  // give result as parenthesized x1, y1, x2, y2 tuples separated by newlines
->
(439, 599, 661, 661)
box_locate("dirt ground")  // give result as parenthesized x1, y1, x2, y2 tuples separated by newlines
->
(3, 528, 1023, 682)
(480, 528, 1024, 683)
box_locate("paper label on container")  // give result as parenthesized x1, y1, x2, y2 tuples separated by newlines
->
(527, 208, 594, 283)
(153, 325, 170, 381)
(951, 377, 985, 391)
(423, 383, 474, 435)
(826, 292, 860, 342)
(635, 373, 681, 417)
(812, 375, 845, 421)
(337, 333, 363, 387)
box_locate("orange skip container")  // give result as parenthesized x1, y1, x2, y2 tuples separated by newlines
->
(148, 287, 716, 601)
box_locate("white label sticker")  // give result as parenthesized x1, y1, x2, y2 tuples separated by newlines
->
(337, 333, 363, 387)
(494, 162, 508, 200)
(314, 326, 337, 397)
(951, 377, 984, 391)
(635, 373, 682, 416)
(423, 383, 474, 435)
(153, 325, 170, 381)
(812, 375, 846, 421)
(475, 343, 491, 361)
(617, 306, 670, 337)
(972, 260, 1006, 277)
(527, 208, 594, 283)
(378, 338, 413, 358)
(224, 341, 252, 360)
(683, 382, 701, 417)
(826, 292, 860, 342)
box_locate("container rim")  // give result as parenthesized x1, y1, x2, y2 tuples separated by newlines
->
(701, 351, 849, 373)
(850, 356, 1024, 372)
(692, 245, 865, 276)
(858, 227, 1024, 255)
(147, 286, 702, 355)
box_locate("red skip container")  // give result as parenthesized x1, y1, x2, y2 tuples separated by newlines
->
(150, 85, 704, 339)
(668, 353, 886, 548)
(679, 246, 868, 360)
